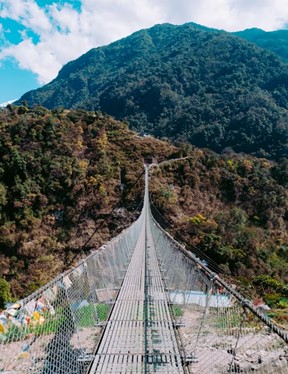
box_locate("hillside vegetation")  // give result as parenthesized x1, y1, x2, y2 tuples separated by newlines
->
(19, 23, 288, 159)
(234, 28, 288, 62)
(0, 105, 174, 299)
(149, 150, 288, 317)
(0, 106, 287, 313)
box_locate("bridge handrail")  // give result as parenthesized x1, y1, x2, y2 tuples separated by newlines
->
(0, 213, 144, 373)
(150, 209, 288, 344)
(6, 215, 142, 307)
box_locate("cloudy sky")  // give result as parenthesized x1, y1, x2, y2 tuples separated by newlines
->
(1, 0, 288, 104)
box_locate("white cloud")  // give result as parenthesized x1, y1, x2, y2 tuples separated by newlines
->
(49, 3, 80, 34)
(0, 0, 288, 85)
(155, 0, 288, 31)
(0, 99, 16, 107)
(0, 0, 51, 33)
(0, 38, 61, 84)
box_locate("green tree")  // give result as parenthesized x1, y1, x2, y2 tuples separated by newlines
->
(0, 278, 12, 309)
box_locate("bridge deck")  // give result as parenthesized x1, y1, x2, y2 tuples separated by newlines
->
(89, 170, 184, 373)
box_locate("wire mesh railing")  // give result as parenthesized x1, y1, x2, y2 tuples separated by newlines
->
(0, 214, 143, 374)
(1, 164, 287, 374)
(149, 211, 288, 374)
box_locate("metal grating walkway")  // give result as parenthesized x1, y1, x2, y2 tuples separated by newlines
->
(89, 166, 184, 373)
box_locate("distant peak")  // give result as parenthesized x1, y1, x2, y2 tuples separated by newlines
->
(233, 28, 267, 36)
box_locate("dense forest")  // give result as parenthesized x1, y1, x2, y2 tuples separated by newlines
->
(0, 107, 287, 322)
(234, 28, 288, 62)
(0, 105, 174, 302)
(149, 150, 288, 322)
(18, 23, 288, 159)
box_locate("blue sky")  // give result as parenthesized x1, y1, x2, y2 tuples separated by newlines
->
(1, 0, 288, 105)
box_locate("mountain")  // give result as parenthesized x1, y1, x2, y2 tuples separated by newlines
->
(18, 23, 288, 160)
(234, 28, 288, 62)
(149, 150, 288, 319)
(0, 106, 287, 306)
(0, 105, 175, 299)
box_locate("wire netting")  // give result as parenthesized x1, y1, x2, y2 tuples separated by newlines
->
(149, 213, 288, 374)
(0, 215, 143, 374)
(1, 170, 287, 373)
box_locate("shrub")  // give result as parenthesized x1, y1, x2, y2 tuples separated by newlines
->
(253, 275, 288, 296)
(264, 293, 282, 308)
(0, 278, 12, 309)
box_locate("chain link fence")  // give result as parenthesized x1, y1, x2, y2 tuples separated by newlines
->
(0, 215, 143, 374)
(149, 212, 288, 374)
(1, 194, 287, 373)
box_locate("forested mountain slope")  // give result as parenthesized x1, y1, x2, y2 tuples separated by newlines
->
(149, 149, 288, 321)
(0, 105, 174, 300)
(0, 106, 287, 314)
(18, 23, 288, 159)
(234, 28, 288, 62)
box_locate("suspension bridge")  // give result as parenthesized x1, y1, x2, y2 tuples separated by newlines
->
(0, 165, 287, 373)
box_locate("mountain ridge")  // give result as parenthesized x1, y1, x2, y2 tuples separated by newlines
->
(18, 22, 288, 159)
(233, 27, 288, 61)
